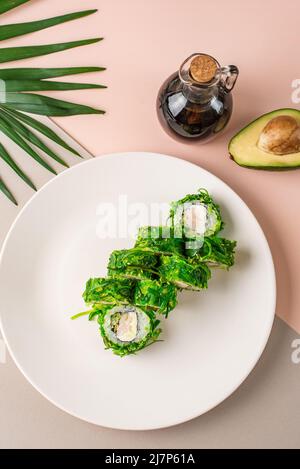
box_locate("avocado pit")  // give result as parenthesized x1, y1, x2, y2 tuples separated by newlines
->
(257, 115, 300, 155)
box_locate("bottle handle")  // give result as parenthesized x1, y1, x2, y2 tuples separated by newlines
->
(219, 65, 239, 92)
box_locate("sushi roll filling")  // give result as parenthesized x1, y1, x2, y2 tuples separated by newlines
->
(182, 202, 218, 238)
(104, 305, 151, 345)
(110, 310, 137, 342)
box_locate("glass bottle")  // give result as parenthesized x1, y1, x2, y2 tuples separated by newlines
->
(157, 53, 239, 143)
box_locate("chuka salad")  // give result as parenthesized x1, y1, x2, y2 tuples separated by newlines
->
(72, 189, 237, 357)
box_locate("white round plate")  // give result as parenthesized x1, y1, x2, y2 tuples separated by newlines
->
(0, 152, 276, 430)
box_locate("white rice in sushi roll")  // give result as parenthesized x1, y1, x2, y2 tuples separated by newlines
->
(103, 305, 151, 346)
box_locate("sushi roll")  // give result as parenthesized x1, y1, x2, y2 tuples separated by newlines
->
(72, 187, 238, 357)
(83, 277, 135, 306)
(134, 279, 178, 317)
(191, 237, 237, 269)
(134, 226, 184, 256)
(159, 255, 211, 291)
(107, 248, 158, 281)
(98, 304, 162, 357)
(170, 189, 223, 245)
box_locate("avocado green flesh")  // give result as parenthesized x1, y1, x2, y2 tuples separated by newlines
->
(229, 109, 300, 169)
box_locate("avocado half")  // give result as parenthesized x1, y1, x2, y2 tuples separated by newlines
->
(229, 109, 300, 169)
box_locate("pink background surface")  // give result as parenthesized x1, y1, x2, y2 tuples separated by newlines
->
(5, 0, 300, 332)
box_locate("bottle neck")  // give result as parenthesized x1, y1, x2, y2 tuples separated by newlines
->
(182, 83, 218, 104)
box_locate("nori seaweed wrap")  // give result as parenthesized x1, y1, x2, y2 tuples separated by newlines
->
(134, 279, 178, 317)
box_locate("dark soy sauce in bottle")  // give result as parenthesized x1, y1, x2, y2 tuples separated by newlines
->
(157, 53, 239, 143)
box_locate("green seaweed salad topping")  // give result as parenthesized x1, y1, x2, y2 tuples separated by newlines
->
(72, 188, 237, 356)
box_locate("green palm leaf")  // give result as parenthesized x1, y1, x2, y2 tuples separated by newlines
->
(0, 110, 69, 167)
(3, 92, 104, 116)
(0, 117, 57, 174)
(3, 80, 106, 92)
(0, 3, 105, 204)
(0, 38, 102, 63)
(0, 67, 106, 80)
(0, 141, 36, 190)
(0, 0, 31, 15)
(0, 10, 97, 41)
(0, 107, 81, 157)
(0, 176, 17, 205)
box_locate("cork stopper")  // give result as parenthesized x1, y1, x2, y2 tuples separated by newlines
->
(190, 55, 218, 83)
